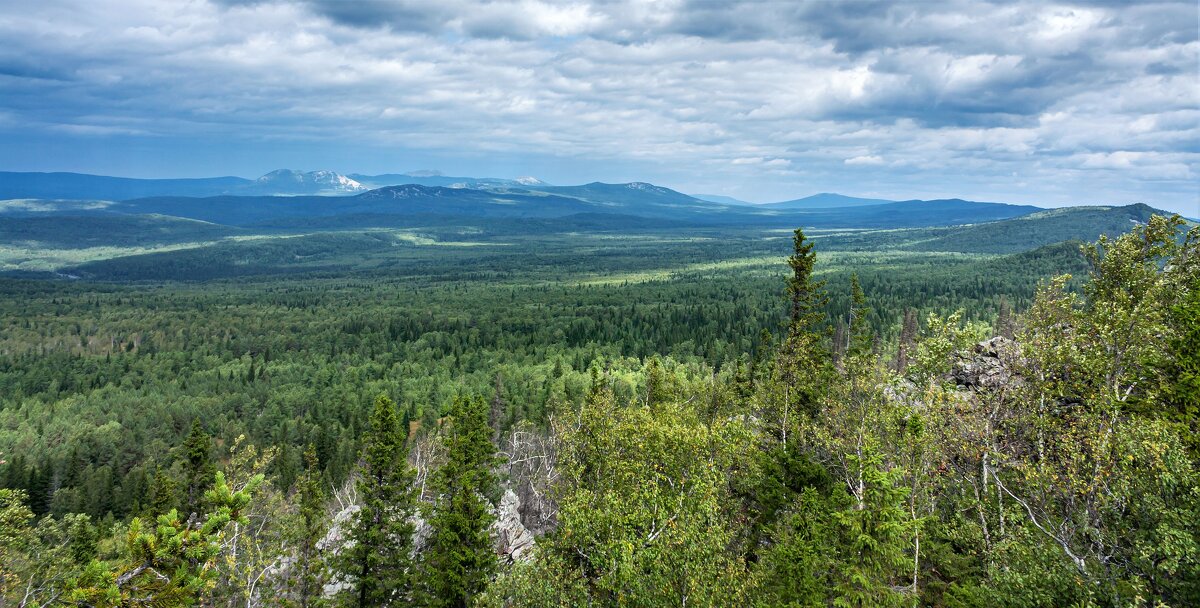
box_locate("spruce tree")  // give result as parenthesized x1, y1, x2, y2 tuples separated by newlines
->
(773, 228, 831, 440)
(420, 395, 499, 608)
(995, 296, 1016, 339)
(293, 444, 327, 608)
(181, 420, 215, 518)
(832, 449, 914, 608)
(147, 466, 179, 517)
(644, 356, 673, 408)
(847, 273, 874, 359)
(488, 372, 505, 443)
(338, 395, 416, 608)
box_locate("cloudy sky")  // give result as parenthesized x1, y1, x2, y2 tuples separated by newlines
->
(0, 0, 1197, 213)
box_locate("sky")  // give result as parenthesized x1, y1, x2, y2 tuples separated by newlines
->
(0, 0, 1197, 214)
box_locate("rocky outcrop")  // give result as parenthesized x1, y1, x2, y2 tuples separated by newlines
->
(952, 336, 1021, 390)
(493, 488, 536, 562)
(320, 504, 358, 598)
(317, 485, 537, 599)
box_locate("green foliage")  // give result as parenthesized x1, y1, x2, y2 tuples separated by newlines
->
(336, 395, 416, 608)
(0, 207, 1190, 607)
(148, 467, 180, 518)
(847, 272, 874, 358)
(1, 489, 98, 608)
(831, 449, 915, 608)
(290, 443, 329, 608)
(68, 470, 260, 607)
(419, 395, 499, 607)
(516, 386, 749, 606)
(0, 488, 34, 602)
(770, 227, 832, 444)
(906, 310, 989, 385)
(181, 420, 215, 517)
(984, 215, 1200, 606)
(750, 488, 838, 607)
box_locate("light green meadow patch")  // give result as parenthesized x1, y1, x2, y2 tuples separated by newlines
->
(0, 241, 219, 271)
(225, 233, 312, 242)
(0, 199, 115, 213)
(574, 255, 784, 286)
(571, 234, 717, 244)
(0, 233, 325, 271)
(367, 229, 503, 247)
(571, 250, 997, 287)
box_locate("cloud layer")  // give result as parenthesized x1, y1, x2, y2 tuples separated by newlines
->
(0, 0, 1196, 212)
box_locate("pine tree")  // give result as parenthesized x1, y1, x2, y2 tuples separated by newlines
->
(420, 395, 499, 608)
(181, 420, 215, 517)
(68, 472, 261, 608)
(294, 444, 327, 608)
(338, 395, 416, 608)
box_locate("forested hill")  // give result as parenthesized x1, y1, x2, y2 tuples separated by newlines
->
(0, 213, 1195, 607)
(905, 203, 1168, 253)
(1, 170, 1044, 228)
(96, 184, 1039, 228)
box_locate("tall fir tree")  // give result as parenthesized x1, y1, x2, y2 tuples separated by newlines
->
(181, 420, 215, 518)
(847, 273, 874, 359)
(338, 396, 416, 608)
(995, 296, 1016, 339)
(644, 356, 674, 408)
(420, 395, 499, 608)
(488, 372, 506, 444)
(147, 466, 179, 517)
(773, 228, 831, 442)
(895, 308, 919, 372)
(293, 444, 327, 608)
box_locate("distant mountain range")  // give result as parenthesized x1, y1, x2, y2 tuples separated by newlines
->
(2, 170, 1184, 242)
(764, 193, 897, 209)
(0, 170, 1018, 212)
(253, 169, 368, 195)
(349, 172, 548, 190)
(1, 180, 1043, 233)
(692, 194, 753, 205)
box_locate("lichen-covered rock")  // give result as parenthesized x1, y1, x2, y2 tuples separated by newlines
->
(317, 486, 537, 599)
(952, 336, 1020, 390)
(321, 504, 358, 598)
(493, 488, 536, 562)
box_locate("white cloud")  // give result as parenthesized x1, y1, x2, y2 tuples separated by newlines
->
(0, 0, 1196, 213)
(845, 155, 885, 166)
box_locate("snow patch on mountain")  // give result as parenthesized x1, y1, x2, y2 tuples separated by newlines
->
(625, 182, 672, 194)
(254, 170, 368, 195)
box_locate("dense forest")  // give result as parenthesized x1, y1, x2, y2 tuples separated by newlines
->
(1, 213, 1197, 607)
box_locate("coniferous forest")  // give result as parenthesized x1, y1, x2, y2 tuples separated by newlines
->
(4, 0, 1199, 605)
(1, 211, 1196, 607)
